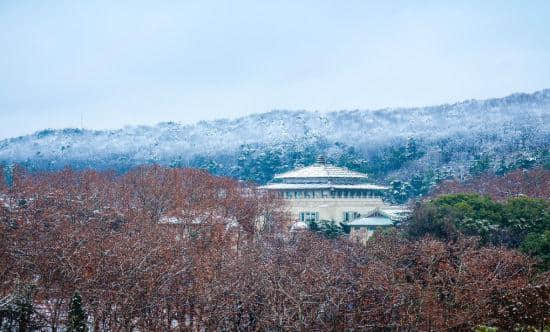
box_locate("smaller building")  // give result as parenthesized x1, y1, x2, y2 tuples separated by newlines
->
(347, 209, 402, 244)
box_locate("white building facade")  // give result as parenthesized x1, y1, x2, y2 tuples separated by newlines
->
(261, 157, 408, 231)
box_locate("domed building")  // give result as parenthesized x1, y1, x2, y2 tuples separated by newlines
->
(260, 156, 408, 238)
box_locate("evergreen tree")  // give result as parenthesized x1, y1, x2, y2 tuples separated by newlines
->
(307, 220, 344, 239)
(319, 220, 344, 239)
(469, 154, 492, 176)
(388, 180, 412, 204)
(520, 230, 550, 271)
(4, 163, 14, 188)
(67, 292, 87, 332)
(12, 284, 35, 331)
(307, 220, 320, 232)
(495, 158, 510, 175)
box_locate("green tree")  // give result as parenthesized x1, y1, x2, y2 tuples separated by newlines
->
(319, 220, 344, 239)
(388, 180, 411, 204)
(469, 154, 492, 176)
(502, 197, 550, 234)
(409, 174, 431, 197)
(308, 220, 344, 239)
(12, 284, 35, 331)
(67, 292, 87, 332)
(431, 194, 503, 227)
(406, 202, 459, 241)
(521, 230, 550, 271)
(308, 220, 320, 232)
(407, 194, 550, 269)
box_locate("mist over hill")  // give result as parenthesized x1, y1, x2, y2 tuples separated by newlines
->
(1, 89, 549, 200)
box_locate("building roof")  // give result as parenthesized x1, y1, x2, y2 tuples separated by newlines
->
(259, 183, 388, 190)
(274, 163, 369, 180)
(290, 221, 308, 231)
(347, 216, 394, 227)
(360, 207, 410, 220)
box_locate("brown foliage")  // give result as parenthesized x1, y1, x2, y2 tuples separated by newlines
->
(0, 167, 547, 330)
(490, 272, 550, 330)
(433, 167, 550, 201)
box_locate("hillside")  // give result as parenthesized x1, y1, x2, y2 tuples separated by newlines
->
(1, 89, 549, 199)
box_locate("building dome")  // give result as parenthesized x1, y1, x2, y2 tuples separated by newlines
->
(261, 158, 388, 190)
(273, 162, 369, 182)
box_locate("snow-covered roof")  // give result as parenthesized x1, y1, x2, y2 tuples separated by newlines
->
(158, 214, 240, 229)
(347, 216, 394, 227)
(360, 207, 410, 220)
(290, 221, 308, 231)
(381, 209, 411, 219)
(274, 162, 369, 180)
(159, 216, 185, 224)
(260, 183, 388, 190)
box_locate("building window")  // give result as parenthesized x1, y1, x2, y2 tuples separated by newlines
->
(300, 211, 319, 222)
(343, 211, 360, 222)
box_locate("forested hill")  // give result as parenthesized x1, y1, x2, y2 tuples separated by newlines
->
(1, 89, 549, 200)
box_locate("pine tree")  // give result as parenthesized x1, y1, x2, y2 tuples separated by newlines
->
(67, 292, 87, 332)
(308, 220, 320, 232)
(320, 220, 344, 239)
(309, 220, 345, 239)
(13, 284, 35, 331)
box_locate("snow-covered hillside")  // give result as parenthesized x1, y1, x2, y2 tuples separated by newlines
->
(1, 89, 549, 185)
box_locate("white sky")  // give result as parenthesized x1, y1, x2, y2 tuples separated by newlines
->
(1, 0, 550, 138)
